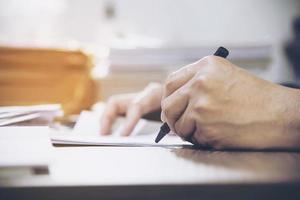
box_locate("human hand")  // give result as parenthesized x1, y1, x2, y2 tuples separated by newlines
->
(161, 56, 300, 149)
(100, 82, 162, 136)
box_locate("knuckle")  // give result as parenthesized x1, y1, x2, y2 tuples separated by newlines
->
(165, 72, 177, 90)
(191, 75, 207, 89)
(201, 55, 211, 63)
(192, 58, 208, 71)
(165, 79, 175, 92)
(204, 55, 218, 64)
(167, 71, 176, 80)
(193, 99, 210, 113)
(198, 55, 222, 70)
(198, 55, 214, 66)
(198, 55, 230, 71)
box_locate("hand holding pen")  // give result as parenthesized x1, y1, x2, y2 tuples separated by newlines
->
(156, 47, 229, 143)
(101, 46, 298, 150)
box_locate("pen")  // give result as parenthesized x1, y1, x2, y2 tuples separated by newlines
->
(155, 46, 229, 143)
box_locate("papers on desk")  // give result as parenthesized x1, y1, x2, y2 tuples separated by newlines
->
(51, 133, 190, 147)
(0, 126, 53, 168)
(51, 110, 191, 147)
(0, 104, 63, 126)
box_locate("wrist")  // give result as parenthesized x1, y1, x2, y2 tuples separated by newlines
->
(282, 88, 300, 132)
(273, 86, 300, 149)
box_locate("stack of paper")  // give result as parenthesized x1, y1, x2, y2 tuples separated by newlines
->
(0, 104, 63, 126)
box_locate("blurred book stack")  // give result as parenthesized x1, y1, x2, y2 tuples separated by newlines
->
(109, 45, 272, 72)
(98, 45, 272, 99)
(0, 46, 97, 115)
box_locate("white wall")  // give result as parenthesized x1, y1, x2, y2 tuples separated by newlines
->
(112, 0, 300, 82)
(113, 0, 300, 45)
(0, 0, 299, 82)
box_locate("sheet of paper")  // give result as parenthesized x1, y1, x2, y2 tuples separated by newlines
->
(73, 110, 160, 136)
(0, 126, 53, 168)
(50, 132, 191, 147)
(0, 113, 41, 126)
(51, 109, 192, 147)
(0, 111, 34, 119)
(0, 104, 61, 114)
(0, 104, 63, 126)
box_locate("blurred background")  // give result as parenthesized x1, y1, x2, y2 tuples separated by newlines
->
(0, 0, 300, 112)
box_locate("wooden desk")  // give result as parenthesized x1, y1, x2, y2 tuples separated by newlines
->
(1, 146, 300, 200)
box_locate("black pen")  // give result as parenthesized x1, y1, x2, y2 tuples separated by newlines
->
(155, 46, 229, 143)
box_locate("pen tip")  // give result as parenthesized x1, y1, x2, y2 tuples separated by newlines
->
(155, 130, 164, 143)
(155, 123, 170, 143)
(155, 136, 161, 143)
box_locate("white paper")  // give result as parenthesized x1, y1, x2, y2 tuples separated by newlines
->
(0, 126, 53, 168)
(0, 104, 63, 126)
(0, 113, 41, 126)
(0, 104, 61, 114)
(51, 110, 191, 147)
(51, 132, 190, 147)
(73, 110, 157, 136)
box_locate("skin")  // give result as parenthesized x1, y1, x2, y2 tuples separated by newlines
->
(161, 56, 300, 150)
(100, 82, 162, 136)
(101, 56, 300, 150)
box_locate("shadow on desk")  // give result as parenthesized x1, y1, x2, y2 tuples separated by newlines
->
(172, 148, 300, 178)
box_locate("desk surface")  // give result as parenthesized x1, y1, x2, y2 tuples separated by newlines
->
(1, 146, 300, 200)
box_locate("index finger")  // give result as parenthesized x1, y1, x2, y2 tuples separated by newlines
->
(121, 104, 143, 136)
(163, 63, 197, 99)
(163, 57, 211, 99)
(100, 100, 120, 135)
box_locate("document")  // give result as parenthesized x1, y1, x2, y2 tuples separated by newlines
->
(50, 110, 191, 147)
(51, 132, 190, 147)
